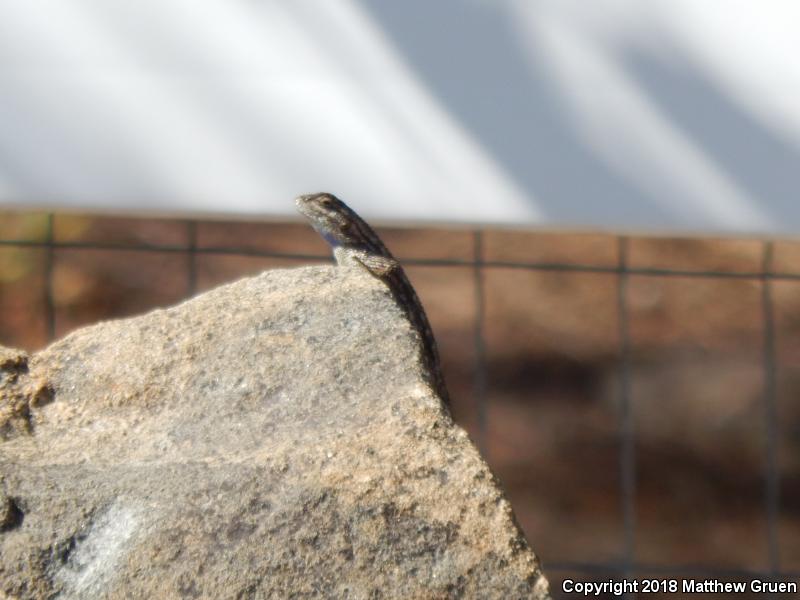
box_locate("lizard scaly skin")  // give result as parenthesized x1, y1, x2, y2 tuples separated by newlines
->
(296, 193, 450, 409)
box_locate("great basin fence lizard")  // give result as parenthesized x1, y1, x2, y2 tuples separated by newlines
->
(296, 193, 450, 409)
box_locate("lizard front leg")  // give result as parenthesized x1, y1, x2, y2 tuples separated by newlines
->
(333, 247, 399, 277)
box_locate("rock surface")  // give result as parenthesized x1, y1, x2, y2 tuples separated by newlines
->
(0, 266, 549, 599)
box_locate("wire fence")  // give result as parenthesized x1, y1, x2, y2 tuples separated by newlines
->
(1, 212, 798, 589)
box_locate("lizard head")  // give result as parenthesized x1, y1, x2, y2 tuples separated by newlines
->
(295, 193, 358, 247)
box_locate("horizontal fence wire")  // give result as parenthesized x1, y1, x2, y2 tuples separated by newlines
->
(4, 236, 800, 280)
(0, 214, 796, 582)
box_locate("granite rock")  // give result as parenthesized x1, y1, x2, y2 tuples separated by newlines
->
(0, 266, 549, 599)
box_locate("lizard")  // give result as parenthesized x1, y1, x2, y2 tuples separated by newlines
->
(295, 192, 450, 410)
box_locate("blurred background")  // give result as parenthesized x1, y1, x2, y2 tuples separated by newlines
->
(2, 1, 800, 597)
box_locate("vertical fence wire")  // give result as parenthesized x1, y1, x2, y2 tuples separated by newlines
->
(187, 220, 198, 296)
(44, 213, 55, 342)
(761, 241, 780, 573)
(616, 237, 636, 576)
(472, 230, 489, 456)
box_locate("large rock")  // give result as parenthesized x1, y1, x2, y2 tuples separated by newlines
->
(0, 266, 549, 599)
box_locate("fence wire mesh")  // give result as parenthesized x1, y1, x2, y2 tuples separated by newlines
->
(1, 210, 799, 592)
